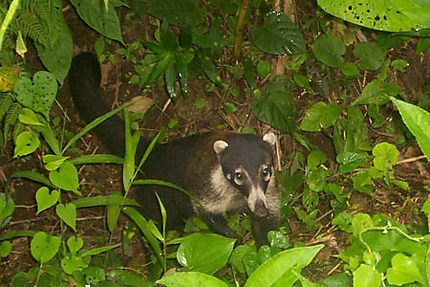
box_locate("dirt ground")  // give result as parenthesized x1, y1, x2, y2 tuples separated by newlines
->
(1, 2, 430, 284)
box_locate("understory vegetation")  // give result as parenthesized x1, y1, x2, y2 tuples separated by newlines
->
(1, 0, 430, 286)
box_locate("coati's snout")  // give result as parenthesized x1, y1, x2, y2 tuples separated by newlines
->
(213, 132, 277, 218)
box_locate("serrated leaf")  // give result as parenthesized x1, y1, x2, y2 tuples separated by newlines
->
(251, 78, 297, 134)
(252, 12, 305, 55)
(299, 102, 344, 131)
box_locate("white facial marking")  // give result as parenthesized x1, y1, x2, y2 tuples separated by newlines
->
(247, 184, 268, 212)
(233, 167, 245, 185)
(263, 132, 276, 147)
(261, 164, 271, 182)
(213, 140, 229, 154)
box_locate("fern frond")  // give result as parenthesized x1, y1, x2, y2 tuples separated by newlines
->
(12, 120, 24, 142)
(15, 12, 49, 47)
(0, 92, 14, 124)
(3, 101, 21, 143)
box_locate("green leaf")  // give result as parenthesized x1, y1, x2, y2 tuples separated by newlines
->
(13, 131, 40, 158)
(311, 34, 345, 67)
(61, 254, 87, 274)
(107, 201, 120, 233)
(336, 151, 367, 173)
(68, 154, 123, 165)
(223, 102, 237, 115)
(391, 59, 409, 72)
(35, 187, 60, 215)
(307, 149, 327, 168)
(194, 98, 206, 109)
(421, 196, 430, 232)
(252, 12, 305, 55)
(79, 243, 120, 257)
(251, 77, 297, 134)
(386, 253, 423, 285)
(67, 236, 84, 255)
(83, 266, 106, 285)
(18, 108, 44, 126)
(353, 264, 382, 287)
(372, 142, 399, 170)
(69, 0, 123, 42)
(71, 194, 140, 208)
(353, 79, 402, 105)
(34, 1, 73, 83)
(0, 241, 12, 257)
(352, 171, 373, 194)
(157, 271, 228, 287)
(11, 170, 51, 187)
(243, 58, 257, 89)
(43, 154, 68, 171)
(353, 42, 385, 71)
(317, 0, 429, 32)
(14, 71, 58, 119)
(299, 102, 343, 131)
(391, 97, 430, 161)
(49, 162, 80, 193)
(176, 233, 236, 275)
(351, 213, 373, 237)
(244, 245, 324, 287)
(30, 231, 60, 263)
(56, 203, 77, 232)
(257, 60, 271, 78)
(340, 62, 359, 78)
(229, 245, 256, 274)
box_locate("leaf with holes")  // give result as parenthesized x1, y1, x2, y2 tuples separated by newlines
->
(14, 131, 40, 158)
(13, 71, 58, 119)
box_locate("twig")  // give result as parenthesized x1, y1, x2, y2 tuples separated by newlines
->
(395, 155, 427, 165)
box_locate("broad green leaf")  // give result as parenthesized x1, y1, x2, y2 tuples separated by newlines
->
(351, 213, 373, 237)
(311, 34, 345, 67)
(353, 264, 382, 287)
(257, 60, 271, 78)
(391, 97, 430, 161)
(268, 231, 289, 249)
(353, 80, 402, 105)
(317, 0, 429, 32)
(82, 266, 106, 285)
(252, 77, 297, 134)
(372, 142, 399, 170)
(229, 245, 256, 274)
(79, 243, 120, 257)
(353, 42, 385, 71)
(176, 233, 236, 275)
(336, 151, 367, 173)
(43, 154, 68, 171)
(61, 254, 87, 274)
(69, 0, 123, 42)
(49, 162, 79, 193)
(386, 253, 423, 285)
(13, 131, 40, 158)
(18, 108, 44, 126)
(30, 231, 60, 263)
(0, 241, 12, 257)
(252, 12, 305, 55)
(107, 202, 120, 233)
(157, 271, 228, 287)
(340, 62, 359, 78)
(67, 236, 84, 255)
(244, 245, 323, 287)
(56, 203, 77, 231)
(35, 187, 60, 215)
(243, 58, 257, 89)
(224, 103, 237, 115)
(307, 149, 327, 168)
(299, 102, 343, 131)
(0, 193, 14, 229)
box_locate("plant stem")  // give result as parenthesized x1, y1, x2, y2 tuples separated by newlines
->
(233, 0, 249, 59)
(0, 0, 20, 53)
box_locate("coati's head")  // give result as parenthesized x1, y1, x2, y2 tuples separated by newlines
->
(213, 132, 276, 218)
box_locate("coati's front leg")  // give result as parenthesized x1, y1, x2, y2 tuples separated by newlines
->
(199, 212, 237, 238)
(251, 214, 280, 246)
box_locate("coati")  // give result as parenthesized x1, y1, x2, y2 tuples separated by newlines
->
(69, 52, 280, 246)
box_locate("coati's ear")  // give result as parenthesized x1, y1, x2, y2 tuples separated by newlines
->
(213, 140, 229, 154)
(263, 132, 276, 147)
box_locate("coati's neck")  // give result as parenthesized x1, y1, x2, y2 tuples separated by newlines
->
(69, 52, 147, 157)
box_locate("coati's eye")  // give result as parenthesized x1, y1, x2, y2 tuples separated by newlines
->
(234, 168, 245, 185)
(261, 166, 271, 181)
